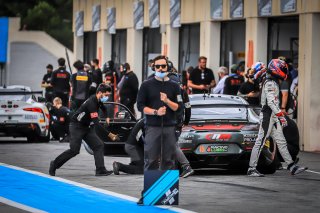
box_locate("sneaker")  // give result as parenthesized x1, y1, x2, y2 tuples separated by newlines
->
(95, 168, 113, 176)
(49, 161, 56, 176)
(288, 158, 308, 175)
(247, 167, 264, 177)
(180, 165, 194, 178)
(113, 161, 120, 175)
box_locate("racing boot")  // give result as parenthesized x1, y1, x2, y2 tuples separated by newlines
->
(108, 132, 120, 142)
(113, 161, 120, 175)
(180, 164, 194, 178)
(247, 167, 264, 177)
(287, 158, 308, 175)
(49, 161, 56, 176)
(95, 167, 113, 176)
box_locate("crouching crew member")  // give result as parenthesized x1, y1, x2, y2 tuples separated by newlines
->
(49, 84, 117, 176)
(50, 97, 70, 142)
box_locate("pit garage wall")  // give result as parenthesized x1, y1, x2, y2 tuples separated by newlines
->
(73, 0, 320, 152)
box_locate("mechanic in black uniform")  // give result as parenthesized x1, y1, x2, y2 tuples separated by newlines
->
(70, 60, 92, 112)
(89, 59, 103, 96)
(41, 64, 54, 103)
(49, 84, 118, 176)
(223, 64, 245, 95)
(118, 63, 139, 115)
(188, 56, 216, 94)
(51, 58, 71, 107)
(49, 97, 70, 142)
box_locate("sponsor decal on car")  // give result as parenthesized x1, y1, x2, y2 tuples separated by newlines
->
(205, 133, 231, 141)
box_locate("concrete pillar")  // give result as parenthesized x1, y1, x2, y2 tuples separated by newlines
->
(298, 13, 320, 152)
(126, 28, 143, 85)
(161, 25, 179, 68)
(245, 17, 268, 66)
(200, 21, 221, 79)
(97, 30, 112, 67)
(73, 35, 84, 64)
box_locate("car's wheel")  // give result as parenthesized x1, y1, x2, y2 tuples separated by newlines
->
(38, 133, 50, 143)
(27, 134, 39, 143)
(257, 138, 277, 174)
(82, 140, 93, 155)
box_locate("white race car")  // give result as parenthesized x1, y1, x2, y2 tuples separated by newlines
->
(0, 85, 50, 142)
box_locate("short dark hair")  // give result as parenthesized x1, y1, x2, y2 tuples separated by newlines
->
(46, 64, 53, 69)
(198, 56, 207, 62)
(122, 62, 130, 70)
(73, 60, 84, 70)
(58, 58, 65, 66)
(153, 55, 168, 64)
(96, 83, 111, 93)
(92, 59, 99, 65)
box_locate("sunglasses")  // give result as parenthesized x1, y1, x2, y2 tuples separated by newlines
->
(155, 64, 167, 69)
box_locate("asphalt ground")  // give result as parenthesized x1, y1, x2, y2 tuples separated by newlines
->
(0, 139, 320, 213)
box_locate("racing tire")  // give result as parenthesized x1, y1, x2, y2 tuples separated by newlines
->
(257, 138, 277, 174)
(27, 132, 50, 143)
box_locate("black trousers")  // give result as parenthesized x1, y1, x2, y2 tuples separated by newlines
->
(50, 123, 68, 139)
(118, 144, 143, 174)
(53, 123, 105, 170)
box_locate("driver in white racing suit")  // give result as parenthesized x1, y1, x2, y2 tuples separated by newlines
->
(247, 59, 308, 177)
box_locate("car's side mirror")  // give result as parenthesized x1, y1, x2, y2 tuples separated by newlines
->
(37, 97, 46, 103)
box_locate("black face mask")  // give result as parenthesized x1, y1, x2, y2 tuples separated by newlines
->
(47, 70, 52, 74)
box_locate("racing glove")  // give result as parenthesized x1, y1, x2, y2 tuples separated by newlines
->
(276, 112, 288, 127)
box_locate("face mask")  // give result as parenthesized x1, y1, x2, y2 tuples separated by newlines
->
(100, 96, 109, 103)
(155, 71, 167, 79)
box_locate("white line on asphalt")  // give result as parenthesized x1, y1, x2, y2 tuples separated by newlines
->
(0, 163, 196, 213)
(0, 197, 47, 213)
(306, 169, 320, 175)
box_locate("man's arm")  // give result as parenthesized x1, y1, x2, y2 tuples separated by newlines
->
(160, 92, 178, 111)
(188, 80, 206, 90)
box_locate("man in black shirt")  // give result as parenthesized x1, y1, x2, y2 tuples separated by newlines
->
(51, 58, 71, 107)
(89, 59, 103, 96)
(118, 63, 139, 115)
(49, 97, 70, 142)
(49, 84, 116, 176)
(41, 64, 54, 103)
(223, 64, 245, 95)
(188, 56, 216, 94)
(70, 60, 92, 111)
(137, 55, 182, 170)
(237, 68, 260, 106)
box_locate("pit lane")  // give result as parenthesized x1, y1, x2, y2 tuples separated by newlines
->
(0, 139, 319, 213)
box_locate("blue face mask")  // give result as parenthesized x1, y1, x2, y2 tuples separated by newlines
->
(100, 96, 109, 103)
(155, 71, 167, 79)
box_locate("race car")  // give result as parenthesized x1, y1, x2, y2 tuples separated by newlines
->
(0, 85, 50, 142)
(178, 94, 276, 172)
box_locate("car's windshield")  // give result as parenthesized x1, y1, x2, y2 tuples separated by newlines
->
(0, 94, 31, 101)
(191, 105, 247, 121)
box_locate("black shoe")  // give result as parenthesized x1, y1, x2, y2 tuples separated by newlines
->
(113, 161, 120, 175)
(95, 168, 113, 176)
(180, 165, 194, 178)
(137, 197, 143, 205)
(49, 161, 56, 176)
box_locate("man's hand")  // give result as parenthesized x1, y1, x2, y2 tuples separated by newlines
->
(276, 112, 288, 127)
(157, 106, 166, 116)
(160, 92, 168, 103)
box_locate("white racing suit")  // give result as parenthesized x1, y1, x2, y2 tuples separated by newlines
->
(249, 78, 294, 168)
